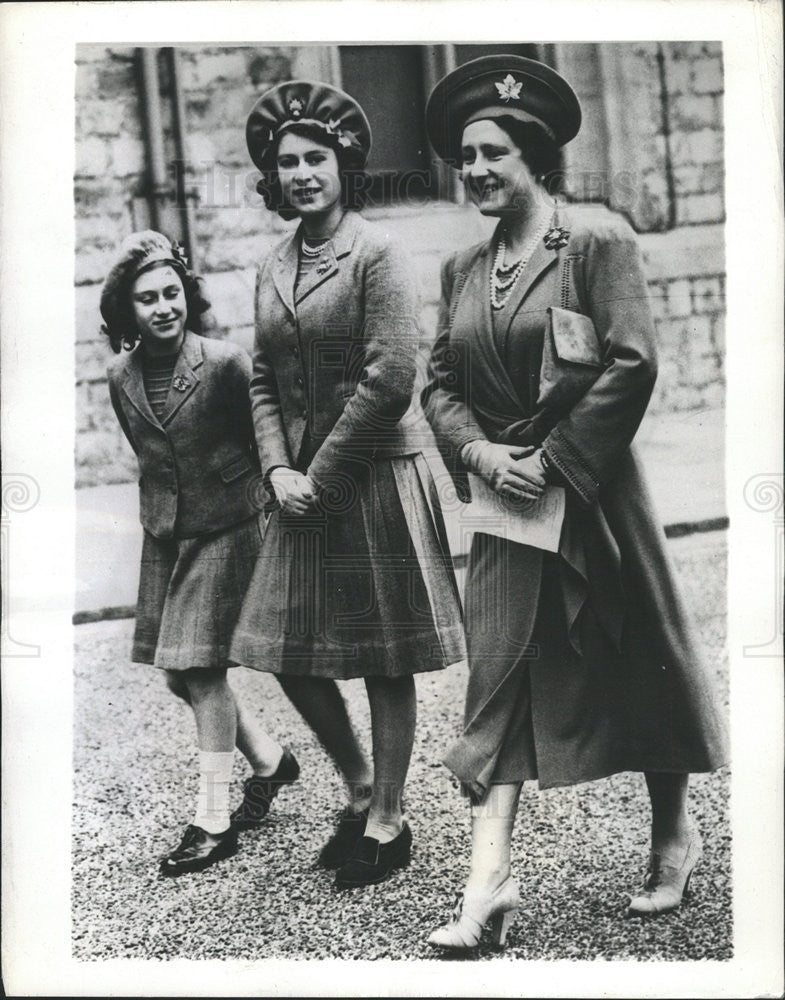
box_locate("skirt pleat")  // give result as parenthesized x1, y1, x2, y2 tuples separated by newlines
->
(132, 515, 263, 670)
(230, 454, 465, 679)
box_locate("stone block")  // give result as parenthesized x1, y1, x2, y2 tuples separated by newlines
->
(108, 132, 145, 178)
(691, 56, 724, 96)
(188, 51, 248, 89)
(662, 46, 692, 94)
(96, 58, 138, 100)
(76, 98, 126, 138)
(76, 342, 113, 383)
(75, 136, 110, 179)
(691, 276, 724, 315)
(648, 283, 668, 322)
(670, 128, 724, 167)
(676, 191, 725, 225)
(665, 280, 693, 318)
(672, 163, 703, 195)
(76, 283, 105, 343)
(711, 313, 725, 353)
(669, 94, 720, 132)
(76, 244, 118, 286)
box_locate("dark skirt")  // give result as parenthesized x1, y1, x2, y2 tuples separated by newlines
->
(444, 528, 728, 798)
(230, 453, 466, 679)
(132, 515, 263, 671)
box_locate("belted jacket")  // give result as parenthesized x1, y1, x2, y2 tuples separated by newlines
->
(249, 210, 425, 484)
(107, 330, 261, 539)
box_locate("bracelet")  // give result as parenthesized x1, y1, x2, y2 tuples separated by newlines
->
(539, 449, 552, 475)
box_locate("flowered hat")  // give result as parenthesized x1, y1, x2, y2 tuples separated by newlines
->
(426, 55, 581, 164)
(246, 79, 372, 170)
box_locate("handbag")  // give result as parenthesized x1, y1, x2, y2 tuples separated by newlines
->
(536, 252, 605, 413)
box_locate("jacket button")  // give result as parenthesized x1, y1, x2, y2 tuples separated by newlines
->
(301, 409, 307, 419)
(296, 375, 303, 387)
(292, 345, 299, 357)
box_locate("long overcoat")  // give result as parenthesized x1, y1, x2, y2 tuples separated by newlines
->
(423, 203, 728, 795)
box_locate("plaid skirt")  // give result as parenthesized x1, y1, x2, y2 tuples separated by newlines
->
(132, 515, 263, 671)
(230, 453, 466, 679)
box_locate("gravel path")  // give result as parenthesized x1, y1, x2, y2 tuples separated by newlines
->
(72, 531, 730, 962)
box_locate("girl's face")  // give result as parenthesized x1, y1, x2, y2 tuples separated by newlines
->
(276, 131, 342, 220)
(131, 264, 186, 351)
(460, 119, 537, 217)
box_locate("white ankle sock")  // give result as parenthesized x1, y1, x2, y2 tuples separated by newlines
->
(192, 750, 234, 835)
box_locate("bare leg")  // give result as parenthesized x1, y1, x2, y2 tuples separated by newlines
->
(465, 782, 523, 894)
(183, 667, 236, 751)
(645, 772, 692, 855)
(276, 675, 372, 807)
(166, 670, 282, 772)
(363, 675, 416, 842)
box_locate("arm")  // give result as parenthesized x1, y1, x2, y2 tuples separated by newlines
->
(220, 345, 256, 456)
(542, 221, 658, 506)
(306, 238, 419, 484)
(249, 264, 294, 478)
(107, 369, 139, 455)
(421, 254, 490, 474)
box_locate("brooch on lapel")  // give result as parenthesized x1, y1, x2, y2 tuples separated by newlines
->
(172, 374, 191, 392)
(544, 226, 570, 250)
(316, 259, 330, 274)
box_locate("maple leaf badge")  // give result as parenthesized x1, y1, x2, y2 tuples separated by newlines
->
(495, 74, 523, 102)
(288, 97, 304, 117)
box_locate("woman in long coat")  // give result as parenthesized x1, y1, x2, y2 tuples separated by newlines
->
(421, 56, 728, 947)
(230, 80, 465, 888)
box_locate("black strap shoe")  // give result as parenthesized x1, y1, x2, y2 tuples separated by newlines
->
(334, 822, 412, 889)
(317, 806, 370, 869)
(159, 824, 238, 877)
(230, 749, 300, 829)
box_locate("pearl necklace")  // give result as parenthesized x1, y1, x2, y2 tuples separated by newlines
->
(300, 236, 330, 259)
(490, 215, 551, 311)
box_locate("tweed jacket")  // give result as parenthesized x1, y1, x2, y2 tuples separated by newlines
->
(107, 330, 261, 539)
(250, 210, 424, 484)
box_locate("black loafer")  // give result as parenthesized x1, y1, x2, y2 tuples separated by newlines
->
(334, 822, 412, 889)
(317, 806, 370, 869)
(230, 750, 300, 829)
(159, 824, 238, 877)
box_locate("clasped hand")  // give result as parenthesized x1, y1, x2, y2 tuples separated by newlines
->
(268, 467, 316, 516)
(462, 441, 545, 501)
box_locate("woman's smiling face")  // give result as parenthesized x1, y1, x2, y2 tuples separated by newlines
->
(131, 264, 186, 350)
(276, 130, 342, 220)
(460, 119, 537, 217)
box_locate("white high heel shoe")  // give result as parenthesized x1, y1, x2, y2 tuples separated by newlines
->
(427, 877, 520, 950)
(627, 830, 703, 917)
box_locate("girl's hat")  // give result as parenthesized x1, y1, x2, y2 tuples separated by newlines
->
(99, 231, 189, 330)
(246, 80, 372, 170)
(426, 54, 581, 164)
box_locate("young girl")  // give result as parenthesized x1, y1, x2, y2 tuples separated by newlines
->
(102, 231, 298, 876)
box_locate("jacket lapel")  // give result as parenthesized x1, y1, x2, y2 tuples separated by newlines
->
(158, 330, 203, 426)
(271, 229, 299, 317)
(501, 234, 559, 339)
(121, 348, 160, 430)
(294, 211, 361, 306)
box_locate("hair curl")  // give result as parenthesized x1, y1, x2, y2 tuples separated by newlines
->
(465, 117, 565, 196)
(255, 122, 370, 220)
(100, 252, 210, 354)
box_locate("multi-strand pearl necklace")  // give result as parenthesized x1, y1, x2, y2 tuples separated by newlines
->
(490, 214, 551, 311)
(300, 236, 330, 258)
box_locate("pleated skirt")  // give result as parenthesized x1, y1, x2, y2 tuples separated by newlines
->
(132, 515, 264, 670)
(230, 453, 466, 679)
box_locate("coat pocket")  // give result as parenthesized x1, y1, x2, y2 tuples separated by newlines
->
(218, 455, 253, 483)
(537, 307, 604, 413)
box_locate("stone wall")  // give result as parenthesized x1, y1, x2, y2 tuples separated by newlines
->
(75, 42, 725, 487)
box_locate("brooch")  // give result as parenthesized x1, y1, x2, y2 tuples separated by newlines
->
(544, 226, 570, 250)
(495, 74, 523, 102)
(316, 259, 330, 274)
(172, 374, 190, 392)
(288, 97, 304, 117)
